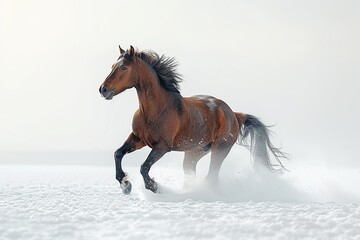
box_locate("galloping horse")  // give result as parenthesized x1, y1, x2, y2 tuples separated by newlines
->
(99, 45, 287, 194)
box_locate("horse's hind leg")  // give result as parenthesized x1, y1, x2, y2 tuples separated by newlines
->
(114, 133, 145, 194)
(206, 142, 234, 184)
(183, 149, 209, 188)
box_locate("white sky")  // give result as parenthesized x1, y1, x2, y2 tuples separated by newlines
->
(0, 0, 359, 166)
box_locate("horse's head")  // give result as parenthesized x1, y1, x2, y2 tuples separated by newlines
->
(99, 45, 137, 100)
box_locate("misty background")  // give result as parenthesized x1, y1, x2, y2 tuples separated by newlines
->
(0, 0, 359, 167)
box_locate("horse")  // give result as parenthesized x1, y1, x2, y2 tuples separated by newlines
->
(99, 45, 287, 194)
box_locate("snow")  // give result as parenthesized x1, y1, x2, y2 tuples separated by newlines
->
(1, 161, 360, 240)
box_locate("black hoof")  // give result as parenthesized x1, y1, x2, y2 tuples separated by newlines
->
(121, 180, 132, 195)
(145, 180, 158, 193)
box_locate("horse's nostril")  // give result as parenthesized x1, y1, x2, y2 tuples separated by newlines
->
(100, 85, 108, 94)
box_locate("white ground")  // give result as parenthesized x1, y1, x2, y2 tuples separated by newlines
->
(1, 156, 360, 240)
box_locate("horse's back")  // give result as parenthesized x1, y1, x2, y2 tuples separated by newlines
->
(188, 95, 236, 120)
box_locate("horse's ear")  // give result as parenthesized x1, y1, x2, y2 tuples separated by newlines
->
(129, 45, 135, 57)
(119, 45, 125, 54)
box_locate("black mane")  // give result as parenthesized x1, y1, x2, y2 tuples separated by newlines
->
(138, 51, 183, 93)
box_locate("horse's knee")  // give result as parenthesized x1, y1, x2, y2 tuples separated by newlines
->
(183, 164, 196, 176)
(114, 148, 125, 160)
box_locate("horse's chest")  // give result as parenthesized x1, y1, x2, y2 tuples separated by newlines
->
(133, 122, 168, 148)
(145, 132, 159, 148)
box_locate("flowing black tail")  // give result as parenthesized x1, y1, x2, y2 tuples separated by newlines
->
(235, 113, 288, 172)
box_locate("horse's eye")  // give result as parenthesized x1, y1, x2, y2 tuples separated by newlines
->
(121, 66, 127, 71)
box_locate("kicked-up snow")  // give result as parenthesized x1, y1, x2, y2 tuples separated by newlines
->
(1, 160, 360, 240)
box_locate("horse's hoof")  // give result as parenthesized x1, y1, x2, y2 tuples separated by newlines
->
(150, 182, 157, 193)
(146, 180, 158, 193)
(121, 180, 132, 195)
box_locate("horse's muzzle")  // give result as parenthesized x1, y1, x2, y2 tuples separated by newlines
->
(99, 85, 115, 100)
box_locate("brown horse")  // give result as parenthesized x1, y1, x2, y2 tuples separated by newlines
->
(99, 45, 287, 194)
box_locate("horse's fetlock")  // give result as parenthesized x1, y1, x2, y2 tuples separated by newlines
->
(116, 172, 126, 182)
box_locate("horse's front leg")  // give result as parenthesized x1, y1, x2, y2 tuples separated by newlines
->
(140, 147, 169, 193)
(115, 133, 145, 194)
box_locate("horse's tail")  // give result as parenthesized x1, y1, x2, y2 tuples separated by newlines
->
(235, 112, 288, 172)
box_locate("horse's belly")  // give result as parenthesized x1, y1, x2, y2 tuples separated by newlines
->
(172, 127, 213, 151)
(171, 139, 210, 152)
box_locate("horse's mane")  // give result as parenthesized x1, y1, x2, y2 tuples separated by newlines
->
(137, 50, 183, 93)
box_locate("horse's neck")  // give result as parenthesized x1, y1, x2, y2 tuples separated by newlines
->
(135, 75, 175, 123)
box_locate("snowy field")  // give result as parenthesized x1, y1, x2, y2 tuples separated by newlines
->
(1, 153, 360, 240)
